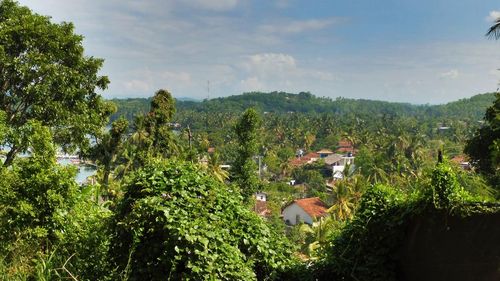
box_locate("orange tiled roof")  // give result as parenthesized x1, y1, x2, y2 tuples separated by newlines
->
(338, 139, 353, 147)
(289, 152, 320, 167)
(294, 197, 328, 218)
(303, 152, 320, 159)
(451, 155, 467, 164)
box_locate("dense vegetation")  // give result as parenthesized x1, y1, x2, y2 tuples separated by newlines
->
(0, 1, 499, 280)
(111, 91, 496, 123)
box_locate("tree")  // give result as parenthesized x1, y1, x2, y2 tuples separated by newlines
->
(109, 159, 292, 280)
(486, 16, 500, 39)
(119, 89, 179, 170)
(233, 108, 262, 199)
(141, 89, 178, 158)
(0, 0, 113, 166)
(89, 117, 128, 195)
(465, 93, 500, 189)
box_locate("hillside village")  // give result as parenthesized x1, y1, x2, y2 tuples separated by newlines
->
(0, 1, 499, 280)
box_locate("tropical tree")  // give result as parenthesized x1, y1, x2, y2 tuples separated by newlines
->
(465, 93, 500, 190)
(206, 152, 229, 182)
(233, 108, 262, 200)
(89, 117, 128, 196)
(486, 16, 500, 39)
(328, 181, 356, 221)
(0, 0, 113, 166)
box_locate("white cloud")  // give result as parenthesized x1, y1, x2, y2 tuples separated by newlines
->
(439, 69, 459, 79)
(183, 0, 239, 11)
(259, 18, 337, 35)
(124, 79, 152, 92)
(486, 10, 500, 22)
(237, 53, 338, 93)
(161, 71, 192, 84)
(240, 77, 265, 91)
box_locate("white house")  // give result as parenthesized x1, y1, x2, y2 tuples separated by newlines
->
(282, 197, 328, 225)
(324, 153, 355, 179)
(255, 192, 267, 202)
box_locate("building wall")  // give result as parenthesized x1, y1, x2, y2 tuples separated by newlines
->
(397, 211, 500, 281)
(282, 203, 313, 225)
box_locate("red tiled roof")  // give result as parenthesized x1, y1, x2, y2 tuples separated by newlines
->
(338, 139, 353, 147)
(294, 197, 328, 218)
(337, 147, 357, 153)
(289, 152, 321, 167)
(303, 152, 320, 160)
(451, 155, 467, 164)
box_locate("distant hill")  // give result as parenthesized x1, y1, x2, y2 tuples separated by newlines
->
(109, 92, 496, 123)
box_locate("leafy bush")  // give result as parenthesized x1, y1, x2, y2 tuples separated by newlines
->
(109, 159, 294, 280)
(309, 162, 496, 281)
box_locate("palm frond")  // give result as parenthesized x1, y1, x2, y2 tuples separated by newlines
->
(486, 18, 500, 39)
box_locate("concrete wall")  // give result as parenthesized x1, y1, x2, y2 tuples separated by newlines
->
(282, 203, 313, 225)
(397, 211, 500, 281)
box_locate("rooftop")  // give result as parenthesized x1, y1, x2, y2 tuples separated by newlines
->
(293, 197, 328, 218)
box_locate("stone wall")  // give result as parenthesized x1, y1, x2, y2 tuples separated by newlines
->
(397, 211, 500, 281)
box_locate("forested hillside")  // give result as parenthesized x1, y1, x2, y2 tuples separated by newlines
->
(110, 92, 496, 123)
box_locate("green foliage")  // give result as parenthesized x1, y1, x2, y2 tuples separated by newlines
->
(431, 163, 464, 209)
(233, 108, 262, 200)
(109, 159, 293, 280)
(0, 152, 111, 280)
(89, 117, 129, 194)
(314, 184, 411, 281)
(310, 163, 497, 281)
(0, 0, 113, 165)
(465, 93, 500, 191)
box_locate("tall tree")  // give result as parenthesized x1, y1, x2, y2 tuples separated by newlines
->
(144, 89, 178, 157)
(0, 0, 113, 166)
(233, 108, 262, 200)
(121, 89, 179, 169)
(89, 117, 128, 194)
(465, 93, 500, 188)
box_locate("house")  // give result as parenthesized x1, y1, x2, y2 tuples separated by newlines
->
(282, 197, 328, 225)
(289, 152, 320, 167)
(316, 149, 334, 158)
(255, 192, 267, 202)
(451, 155, 471, 170)
(336, 139, 356, 155)
(324, 153, 355, 179)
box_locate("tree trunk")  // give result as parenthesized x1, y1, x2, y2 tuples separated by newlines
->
(3, 146, 18, 167)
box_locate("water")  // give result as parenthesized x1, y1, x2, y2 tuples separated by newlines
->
(57, 158, 97, 184)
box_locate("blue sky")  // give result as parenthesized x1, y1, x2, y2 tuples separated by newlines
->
(18, 0, 500, 103)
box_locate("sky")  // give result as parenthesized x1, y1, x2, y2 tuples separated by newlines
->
(17, 0, 500, 104)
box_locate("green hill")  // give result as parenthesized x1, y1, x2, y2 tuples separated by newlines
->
(109, 92, 496, 122)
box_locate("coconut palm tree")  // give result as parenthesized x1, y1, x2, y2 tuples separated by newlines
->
(487, 16, 500, 39)
(207, 152, 229, 182)
(328, 181, 356, 221)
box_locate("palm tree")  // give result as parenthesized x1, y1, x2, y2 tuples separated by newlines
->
(328, 181, 356, 221)
(487, 17, 500, 39)
(207, 152, 229, 183)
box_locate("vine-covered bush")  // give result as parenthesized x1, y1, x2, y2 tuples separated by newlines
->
(109, 159, 294, 280)
(312, 184, 415, 281)
(309, 162, 492, 281)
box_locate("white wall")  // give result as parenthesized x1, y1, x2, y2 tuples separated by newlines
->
(282, 203, 313, 225)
